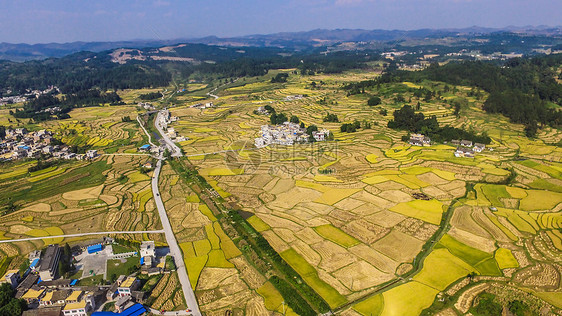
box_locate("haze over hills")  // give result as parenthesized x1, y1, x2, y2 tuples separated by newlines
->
(1, 25, 561, 62)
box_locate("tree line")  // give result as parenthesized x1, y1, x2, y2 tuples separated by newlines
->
(343, 54, 562, 136)
(388, 105, 491, 144)
(12, 89, 122, 121)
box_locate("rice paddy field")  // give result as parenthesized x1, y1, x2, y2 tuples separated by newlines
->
(0, 155, 163, 240)
(0, 155, 164, 281)
(1, 67, 562, 315)
(161, 70, 562, 315)
(158, 162, 283, 316)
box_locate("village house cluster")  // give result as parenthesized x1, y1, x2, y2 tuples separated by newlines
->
(0, 86, 59, 106)
(409, 133, 431, 146)
(159, 109, 187, 143)
(1, 240, 166, 316)
(255, 122, 330, 148)
(284, 95, 304, 101)
(137, 102, 155, 111)
(406, 134, 487, 158)
(452, 139, 486, 158)
(190, 101, 215, 109)
(0, 128, 98, 161)
(254, 106, 270, 115)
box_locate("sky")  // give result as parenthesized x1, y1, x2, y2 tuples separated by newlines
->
(0, 0, 560, 44)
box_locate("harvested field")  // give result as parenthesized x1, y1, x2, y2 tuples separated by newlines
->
(372, 230, 424, 263)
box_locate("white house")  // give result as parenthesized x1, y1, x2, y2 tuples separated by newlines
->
(62, 301, 89, 316)
(455, 147, 474, 158)
(460, 140, 473, 147)
(86, 150, 98, 159)
(473, 143, 486, 152)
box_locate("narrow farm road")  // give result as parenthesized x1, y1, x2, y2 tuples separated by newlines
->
(137, 115, 157, 147)
(152, 159, 201, 316)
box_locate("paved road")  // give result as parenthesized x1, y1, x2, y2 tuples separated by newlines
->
(152, 159, 201, 316)
(206, 78, 239, 100)
(148, 307, 194, 316)
(0, 230, 164, 243)
(154, 111, 183, 157)
(102, 153, 150, 156)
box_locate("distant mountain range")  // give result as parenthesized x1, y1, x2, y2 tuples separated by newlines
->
(2, 25, 561, 62)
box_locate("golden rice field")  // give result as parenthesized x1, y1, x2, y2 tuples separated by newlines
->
(162, 70, 562, 315)
(158, 162, 271, 315)
(1, 68, 562, 315)
(0, 155, 164, 244)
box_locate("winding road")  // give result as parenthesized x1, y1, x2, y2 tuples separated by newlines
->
(139, 109, 199, 315)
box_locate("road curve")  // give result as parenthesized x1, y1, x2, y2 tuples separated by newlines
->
(0, 230, 165, 244)
(152, 159, 201, 316)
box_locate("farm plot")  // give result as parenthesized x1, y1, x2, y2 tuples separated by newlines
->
(170, 81, 491, 310)
(149, 72, 562, 314)
(0, 155, 163, 242)
(43, 104, 145, 153)
(159, 163, 268, 315)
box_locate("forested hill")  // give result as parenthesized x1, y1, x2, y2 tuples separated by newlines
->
(345, 54, 562, 136)
(0, 43, 374, 97)
(0, 51, 171, 95)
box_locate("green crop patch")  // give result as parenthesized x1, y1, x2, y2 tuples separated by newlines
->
(435, 234, 493, 267)
(281, 248, 347, 308)
(313, 224, 360, 248)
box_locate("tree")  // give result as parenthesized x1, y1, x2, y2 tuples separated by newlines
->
(0, 283, 27, 316)
(270, 113, 288, 125)
(508, 300, 529, 316)
(323, 113, 339, 122)
(290, 115, 300, 124)
(340, 123, 359, 133)
(19, 261, 29, 276)
(306, 125, 318, 135)
(379, 109, 388, 116)
(367, 96, 381, 106)
(163, 148, 171, 159)
(271, 73, 288, 83)
(525, 122, 538, 138)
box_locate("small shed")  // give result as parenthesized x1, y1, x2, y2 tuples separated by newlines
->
(139, 144, 151, 152)
(87, 244, 103, 254)
(30, 258, 40, 271)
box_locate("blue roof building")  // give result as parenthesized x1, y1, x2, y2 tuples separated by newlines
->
(30, 258, 40, 271)
(87, 244, 103, 254)
(91, 304, 146, 316)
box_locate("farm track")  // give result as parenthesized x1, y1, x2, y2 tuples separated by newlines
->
(332, 186, 467, 313)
